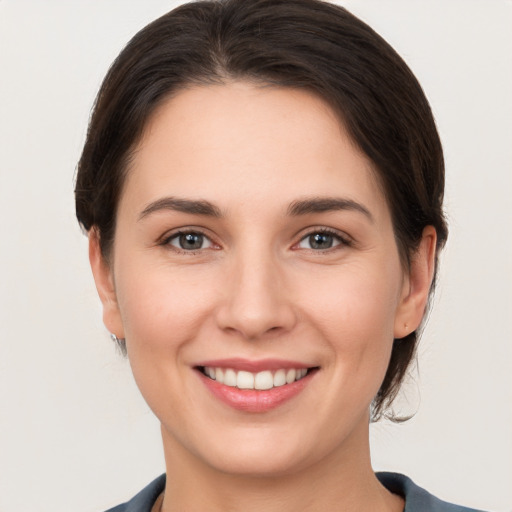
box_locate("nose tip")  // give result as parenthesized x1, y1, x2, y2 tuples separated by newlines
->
(219, 304, 294, 340)
(215, 259, 297, 341)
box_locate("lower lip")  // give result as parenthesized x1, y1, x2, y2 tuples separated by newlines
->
(198, 370, 315, 413)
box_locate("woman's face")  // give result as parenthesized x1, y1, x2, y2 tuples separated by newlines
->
(92, 82, 431, 476)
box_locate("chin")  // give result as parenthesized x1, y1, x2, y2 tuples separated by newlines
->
(203, 419, 359, 479)
(165, 420, 322, 478)
(207, 445, 312, 478)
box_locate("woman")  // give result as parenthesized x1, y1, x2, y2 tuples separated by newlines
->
(75, 1, 484, 511)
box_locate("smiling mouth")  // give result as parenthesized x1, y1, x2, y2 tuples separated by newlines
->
(198, 366, 316, 391)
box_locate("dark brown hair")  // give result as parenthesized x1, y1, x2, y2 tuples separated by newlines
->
(75, 0, 448, 421)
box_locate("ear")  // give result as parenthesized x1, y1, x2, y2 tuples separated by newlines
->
(394, 226, 437, 339)
(88, 229, 125, 339)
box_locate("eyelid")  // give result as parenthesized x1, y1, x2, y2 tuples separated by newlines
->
(159, 227, 220, 253)
(292, 226, 353, 251)
(157, 225, 352, 253)
(169, 232, 213, 249)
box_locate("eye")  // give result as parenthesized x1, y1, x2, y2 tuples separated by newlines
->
(297, 230, 347, 251)
(166, 231, 213, 251)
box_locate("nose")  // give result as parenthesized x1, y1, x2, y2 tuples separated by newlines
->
(215, 249, 297, 341)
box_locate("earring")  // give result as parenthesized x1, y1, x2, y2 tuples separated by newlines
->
(110, 333, 127, 355)
(110, 333, 126, 346)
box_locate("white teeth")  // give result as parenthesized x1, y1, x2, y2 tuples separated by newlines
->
(255, 371, 273, 390)
(203, 366, 310, 390)
(237, 371, 254, 389)
(285, 368, 296, 384)
(273, 369, 286, 387)
(224, 368, 237, 387)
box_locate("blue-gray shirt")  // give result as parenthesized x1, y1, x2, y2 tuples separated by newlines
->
(105, 472, 486, 511)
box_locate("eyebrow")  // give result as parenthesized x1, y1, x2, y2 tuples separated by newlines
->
(138, 197, 223, 220)
(286, 197, 374, 222)
(138, 195, 373, 222)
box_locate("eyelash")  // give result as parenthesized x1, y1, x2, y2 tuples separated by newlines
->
(294, 227, 352, 252)
(161, 230, 216, 255)
(160, 227, 352, 254)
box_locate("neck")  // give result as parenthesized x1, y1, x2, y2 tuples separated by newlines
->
(159, 421, 403, 512)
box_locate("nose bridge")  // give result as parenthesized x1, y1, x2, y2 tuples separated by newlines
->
(216, 238, 296, 339)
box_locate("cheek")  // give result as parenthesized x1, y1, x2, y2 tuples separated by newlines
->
(299, 263, 400, 340)
(112, 260, 222, 422)
(115, 260, 219, 351)
(295, 262, 402, 389)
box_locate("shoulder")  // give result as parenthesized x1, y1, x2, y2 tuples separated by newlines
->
(376, 472, 487, 512)
(104, 472, 487, 512)
(103, 474, 166, 512)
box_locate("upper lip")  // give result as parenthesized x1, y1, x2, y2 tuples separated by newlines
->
(194, 358, 315, 373)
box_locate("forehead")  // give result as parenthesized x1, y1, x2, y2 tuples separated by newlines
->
(122, 82, 387, 219)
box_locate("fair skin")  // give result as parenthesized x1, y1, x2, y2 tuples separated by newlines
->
(90, 82, 436, 512)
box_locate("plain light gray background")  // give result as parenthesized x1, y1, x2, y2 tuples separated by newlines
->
(0, 1, 511, 511)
